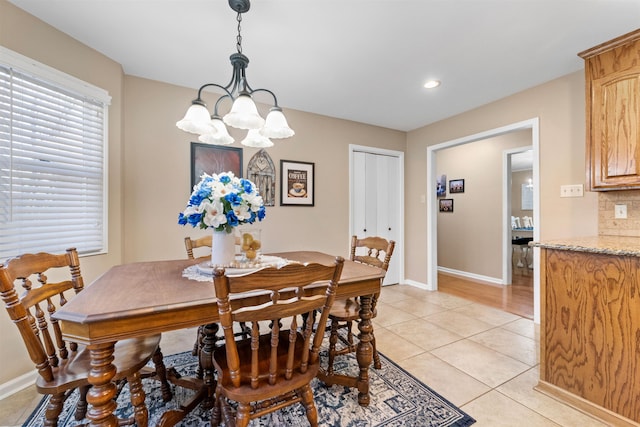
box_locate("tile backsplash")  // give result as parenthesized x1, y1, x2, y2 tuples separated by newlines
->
(599, 191, 640, 237)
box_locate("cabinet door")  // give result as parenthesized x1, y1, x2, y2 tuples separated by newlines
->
(590, 70, 640, 189)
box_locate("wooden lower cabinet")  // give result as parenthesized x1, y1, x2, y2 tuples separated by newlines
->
(538, 248, 640, 424)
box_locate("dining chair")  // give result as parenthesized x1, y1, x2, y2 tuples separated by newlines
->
(210, 257, 344, 427)
(326, 236, 395, 375)
(184, 235, 249, 377)
(0, 248, 168, 427)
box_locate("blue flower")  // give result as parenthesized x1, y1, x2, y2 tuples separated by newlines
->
(225, 192, 242, 206)
(257, 206, 266, 220)
(226, 211, 239, 227)
(219, 174, 231, 184)
(240, 178, 253, 194)
(186, 213, 203, 227)
(178, 213, 188, 225)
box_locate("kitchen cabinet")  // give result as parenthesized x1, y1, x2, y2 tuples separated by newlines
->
(535, 237, 640, 425)
(579, 29, 640, 191)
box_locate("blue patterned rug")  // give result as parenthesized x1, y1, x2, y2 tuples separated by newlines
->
(24, 349, 475, 426)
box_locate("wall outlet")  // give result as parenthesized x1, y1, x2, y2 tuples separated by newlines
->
(615, 204, 628, 219)
(560, 184, 584, 198)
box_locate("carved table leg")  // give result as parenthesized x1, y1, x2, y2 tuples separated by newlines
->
(86, 342, 118, 427)
(200, 322, 219, 409)
(356, 294, 374, 406)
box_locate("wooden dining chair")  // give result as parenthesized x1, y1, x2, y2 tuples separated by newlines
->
(0, 248, 168, 427)
(184, 234, 248, 377)
(210, 257, 344, 427)
(326, 236, 395, 375)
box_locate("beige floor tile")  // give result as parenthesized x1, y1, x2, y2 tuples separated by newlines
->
(160, 327, 201, 356)
(469, 327, 538, 366)
(431, 340, 530, 388)
(377, 285, 413, 304)
(497, 367, 608, 427)
(374, 301, 419, 327)
(385, 318, 464, 351)
(386, 298, 450, 318)
(418, 291, 475, 310)
(501, 317, 539, 341)
(451, 303, 521, 326)
(423, 310, 495, 337)
(374, 327, 426, 362)
(461, 390, 561, 426)
(397, 352, 491, 407)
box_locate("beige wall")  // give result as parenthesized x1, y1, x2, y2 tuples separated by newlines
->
(122, 75, 406, 263)
(436, 131, 532, 279)
(405, 71, 600, 285)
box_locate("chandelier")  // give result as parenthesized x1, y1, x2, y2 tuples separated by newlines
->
(176, 0, 294, 148)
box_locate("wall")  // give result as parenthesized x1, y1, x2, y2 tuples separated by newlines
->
(405, 71, 599, 286)
(122, 76, 406, 263)
(0, 1, 127, 387)
(436, 131, 531, 280)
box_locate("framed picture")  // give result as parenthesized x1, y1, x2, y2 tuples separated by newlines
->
(439, 198, 454, 212)
(280, 160, 314, 206)
(190, 143, 242, 189)
(449, 178, 465, 193)
(436, 174, 447, 197)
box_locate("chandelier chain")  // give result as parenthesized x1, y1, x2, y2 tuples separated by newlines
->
(236, 12, 243, 54)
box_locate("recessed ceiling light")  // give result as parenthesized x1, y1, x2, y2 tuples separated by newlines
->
(423, 80, 441, 89)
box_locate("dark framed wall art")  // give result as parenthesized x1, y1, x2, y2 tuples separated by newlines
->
(280, 160, 314, 206)
(190, 142, 243, 189)
(439, 198, 454, 212)
(449, 179, 465, 194)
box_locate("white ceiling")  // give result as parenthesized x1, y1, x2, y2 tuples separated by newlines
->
(7, 0, 640, 132)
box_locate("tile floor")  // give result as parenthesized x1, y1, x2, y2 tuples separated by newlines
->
(0, 284, 608, 426)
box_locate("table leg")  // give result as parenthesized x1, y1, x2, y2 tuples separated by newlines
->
(86, 342, 118, 427)
(356, 294, 374, 406)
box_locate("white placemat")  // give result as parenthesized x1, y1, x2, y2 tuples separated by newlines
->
(182, 255, 290, 282)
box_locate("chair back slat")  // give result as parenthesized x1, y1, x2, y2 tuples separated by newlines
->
(350, 235, 395, 272)
(213, 257, 344, 392)
(184, 235, 213, 259)
(0, 248, 84, 383)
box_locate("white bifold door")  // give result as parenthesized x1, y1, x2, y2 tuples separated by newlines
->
(352, 151, 400, 285)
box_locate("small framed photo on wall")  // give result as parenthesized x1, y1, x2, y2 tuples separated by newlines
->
(439, 198, 454, 212)
(449, 179, 465, 194)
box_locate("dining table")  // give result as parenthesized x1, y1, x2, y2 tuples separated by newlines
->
(52, 250, 385, 427)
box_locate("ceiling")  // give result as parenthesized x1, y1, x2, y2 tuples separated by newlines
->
(7, 0, 640, 132)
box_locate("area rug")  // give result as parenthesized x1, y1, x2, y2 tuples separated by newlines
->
(24, 350, 475, 427)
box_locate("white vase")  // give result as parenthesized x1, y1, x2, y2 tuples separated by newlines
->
(211, 229, 236, 267)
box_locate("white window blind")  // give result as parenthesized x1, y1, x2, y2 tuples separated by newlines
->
(0, 48, 110, 261)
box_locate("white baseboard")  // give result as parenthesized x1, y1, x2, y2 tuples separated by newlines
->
(402, 279, 432, 290)
(438, 266, 503, 285)
(0, 371, 36, 401)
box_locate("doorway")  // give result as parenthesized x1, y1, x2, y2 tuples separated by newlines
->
(349, 144, 404, 285)
(426, 118, 541, 323)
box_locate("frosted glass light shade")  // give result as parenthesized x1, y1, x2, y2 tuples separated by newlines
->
(261, 108, 295, 139)
(241, 129, 274, 148)
(199, 117, 235, 145)
(176, 103, 212, 134)
(223, 94, 265, 130)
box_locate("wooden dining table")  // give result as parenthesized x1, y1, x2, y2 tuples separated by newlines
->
(52, 251, 385, 427)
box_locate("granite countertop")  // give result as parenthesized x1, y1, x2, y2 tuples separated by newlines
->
(531, 235, 640, 257)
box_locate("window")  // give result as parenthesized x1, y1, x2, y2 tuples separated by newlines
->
(0, 47, 111, 261)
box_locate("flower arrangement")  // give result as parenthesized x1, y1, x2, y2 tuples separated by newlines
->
(178, 172, 266, 233)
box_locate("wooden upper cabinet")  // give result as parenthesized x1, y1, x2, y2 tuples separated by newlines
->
(579, 29, 640, 191)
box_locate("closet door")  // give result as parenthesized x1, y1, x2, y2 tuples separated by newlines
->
(352, 151, 400, 285)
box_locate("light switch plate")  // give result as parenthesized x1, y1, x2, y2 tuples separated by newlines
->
(615, 204, 628, 219)
(560, 184, 584, 198)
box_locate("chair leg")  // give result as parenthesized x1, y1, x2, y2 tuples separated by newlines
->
(299, 384, 319, 427)
(236, 402, 251, 427)
(372, 330, 381, 369)
(152, 346, 172, 402)
(44, 392, 65, 427)
(74, 385, 90, 420)
(210, 387, 222, 427)
(127, 371, 149, 427)
(327, 319, 339, 375)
